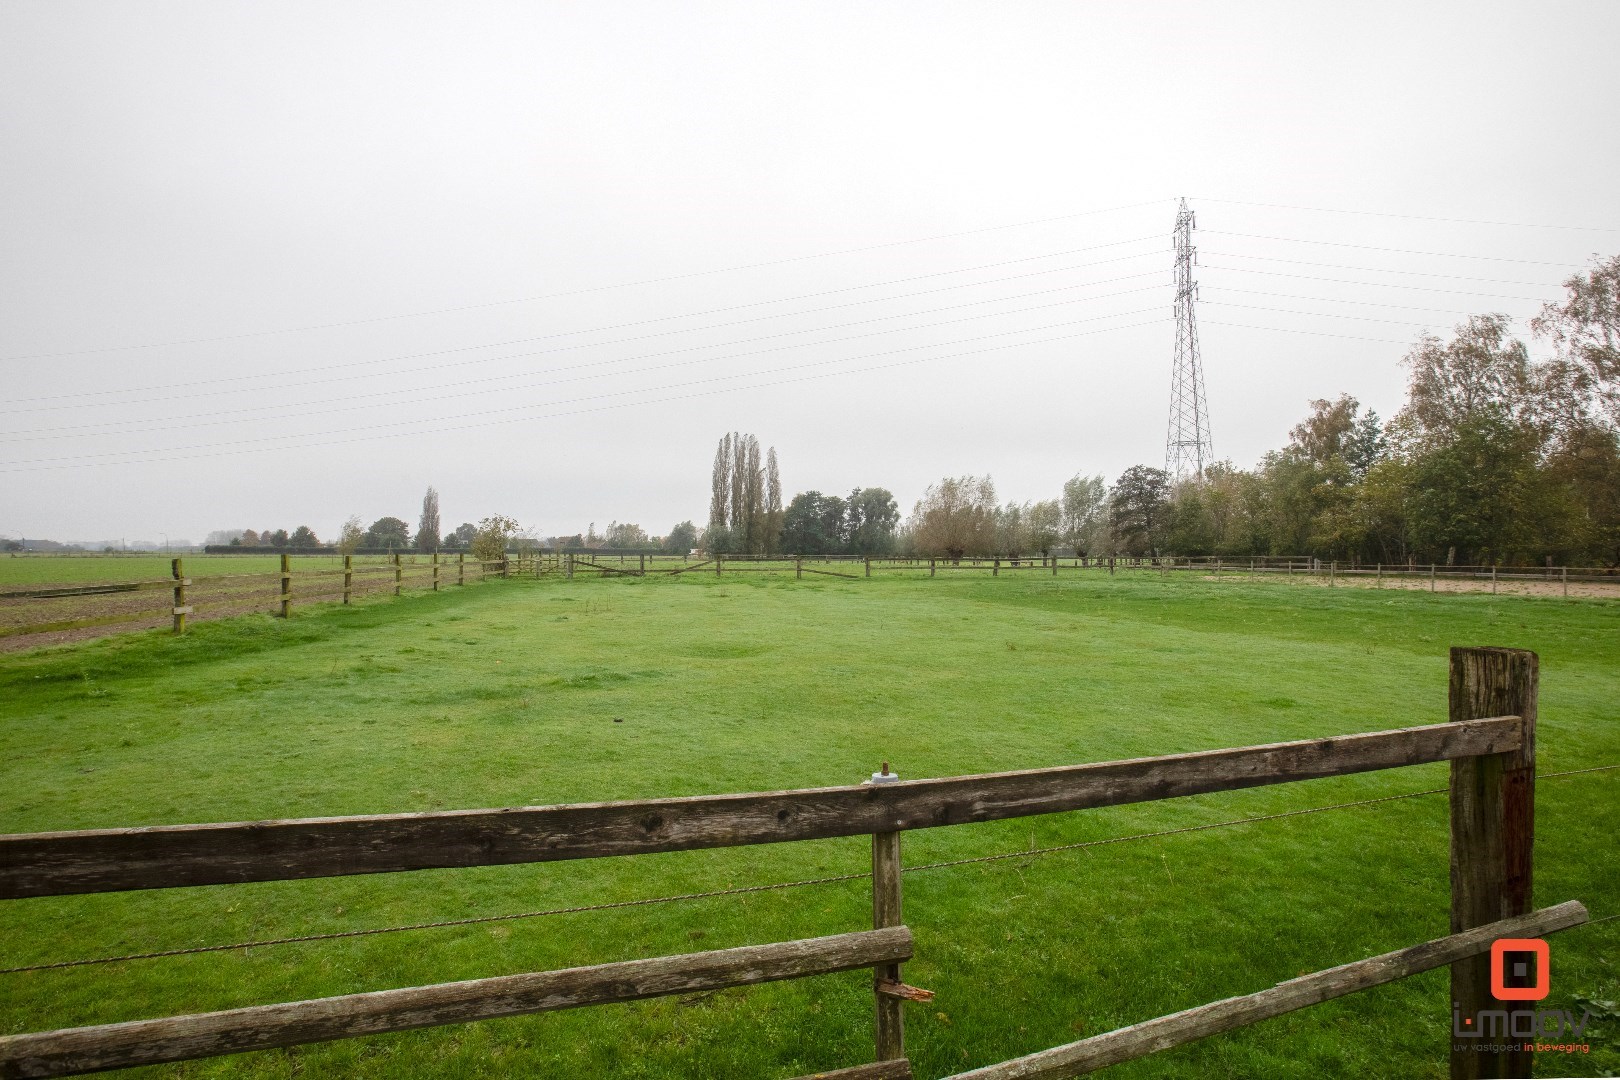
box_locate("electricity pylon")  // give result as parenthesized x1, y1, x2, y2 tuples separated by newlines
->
(1165, 198, 1212, 480)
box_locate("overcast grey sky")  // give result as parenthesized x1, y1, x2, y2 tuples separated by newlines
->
(3, 1, 1617, 545)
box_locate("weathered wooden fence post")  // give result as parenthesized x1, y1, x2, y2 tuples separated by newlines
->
(716, 554, 722, 578)
(432, 552, 440, 592)
(929, 558, 935, 578)
(867, 763, 904, 1062)
(501, 555, 509, 580)
(1561, 567, 1567, 597)
(279, 553, 292, 618)
(458, 552, 465, 586)
(1431, 564, 1437, 593)
(992, 557, 999, 577)
(170, 558, 188, 634)
(1491, 565, 1497, 595)
(343, 555, 353, 604)
(1449, 647, 1537, 1080)
(865, 557, 871, 578)
(795, 557, 802, 580)
(639, 552, 646, 576)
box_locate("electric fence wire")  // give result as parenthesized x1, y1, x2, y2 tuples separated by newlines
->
(5, 763, 1613, 975)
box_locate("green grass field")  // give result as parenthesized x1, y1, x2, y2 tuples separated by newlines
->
(1, 573, 1616, 1078)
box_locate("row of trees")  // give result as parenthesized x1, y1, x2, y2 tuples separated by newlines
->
(899, 254, 1619, 566)
(904, 474, 1108, 560)
(779, 488, 901, 556)
(707, 433, 783, 554)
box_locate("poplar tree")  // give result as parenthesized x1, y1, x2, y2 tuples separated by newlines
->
(708, 433, 733, 553)
(417, 486, 441, 552)
(764, 447, 783, 554)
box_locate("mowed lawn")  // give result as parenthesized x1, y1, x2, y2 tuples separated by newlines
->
(1, 573, 1616, 1079)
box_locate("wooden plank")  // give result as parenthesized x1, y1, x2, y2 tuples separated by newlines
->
(0, 611, 168, 639)
(0, 579, 187, 599)
(0, 716, 1521, 898)
(802, 567, 860, 579)
(0, 928, 912, 1079)
(788, 1061, 913, 1080)
(1448, 647, 1536, 1080)
(943, 902, 1587, 1080)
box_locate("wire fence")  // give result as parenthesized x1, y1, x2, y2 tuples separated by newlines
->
(8, 762, 1613, 977)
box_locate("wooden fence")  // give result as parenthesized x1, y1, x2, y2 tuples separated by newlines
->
(0, 647, 1579, 1078)
(551, 551, 1619, 596)
(5, 548, 1614, 652)
(0, 552, 540, 645)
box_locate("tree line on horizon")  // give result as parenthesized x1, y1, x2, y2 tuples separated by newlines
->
(905, 255, 1619, 567)
(183, 253, 1617, 569)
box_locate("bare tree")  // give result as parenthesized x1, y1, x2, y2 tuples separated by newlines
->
(1025, 499, 1062, 557)
(908, 475, 996, 561)
(995, 501, 1029, 557)
(417, 486, 441, 552)
(337, 516, 364, 556)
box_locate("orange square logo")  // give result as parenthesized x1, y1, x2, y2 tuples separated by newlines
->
(1491, 938, 1549, 1001)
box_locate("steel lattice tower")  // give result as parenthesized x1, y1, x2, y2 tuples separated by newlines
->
(1164, 198, 1212, 480)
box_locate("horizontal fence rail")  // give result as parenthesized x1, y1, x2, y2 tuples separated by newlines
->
(944, 903, 1589, 1080)
(0, 716, 1521, 898)
(0, 554, 518, 645)
(7, 550, 1616, 650)
(0, 646, 1575, 1078)
(0, 928, 912, 1079)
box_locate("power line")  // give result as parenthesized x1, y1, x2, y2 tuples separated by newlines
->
(3, 284, 1166, 442)
(1190, 196, 1620, 234)
(1204, 303, 1458, 328)
(1204, 286, 1539, 318)
(1199, 263, 1558, 302)
(2, 273, 1167, 428)
(0, 315, 1172, 472)
(4, 232, 1580, 417)
(0, 200, 1174, 362)
(2, 241, 1167, 410)
(1199, 251, 1565, 290)
(1203, 231, 1586, 268)
(1203, 320, 1417, 346)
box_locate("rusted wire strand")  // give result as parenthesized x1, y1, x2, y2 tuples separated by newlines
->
(4, 763, 1613, 975)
